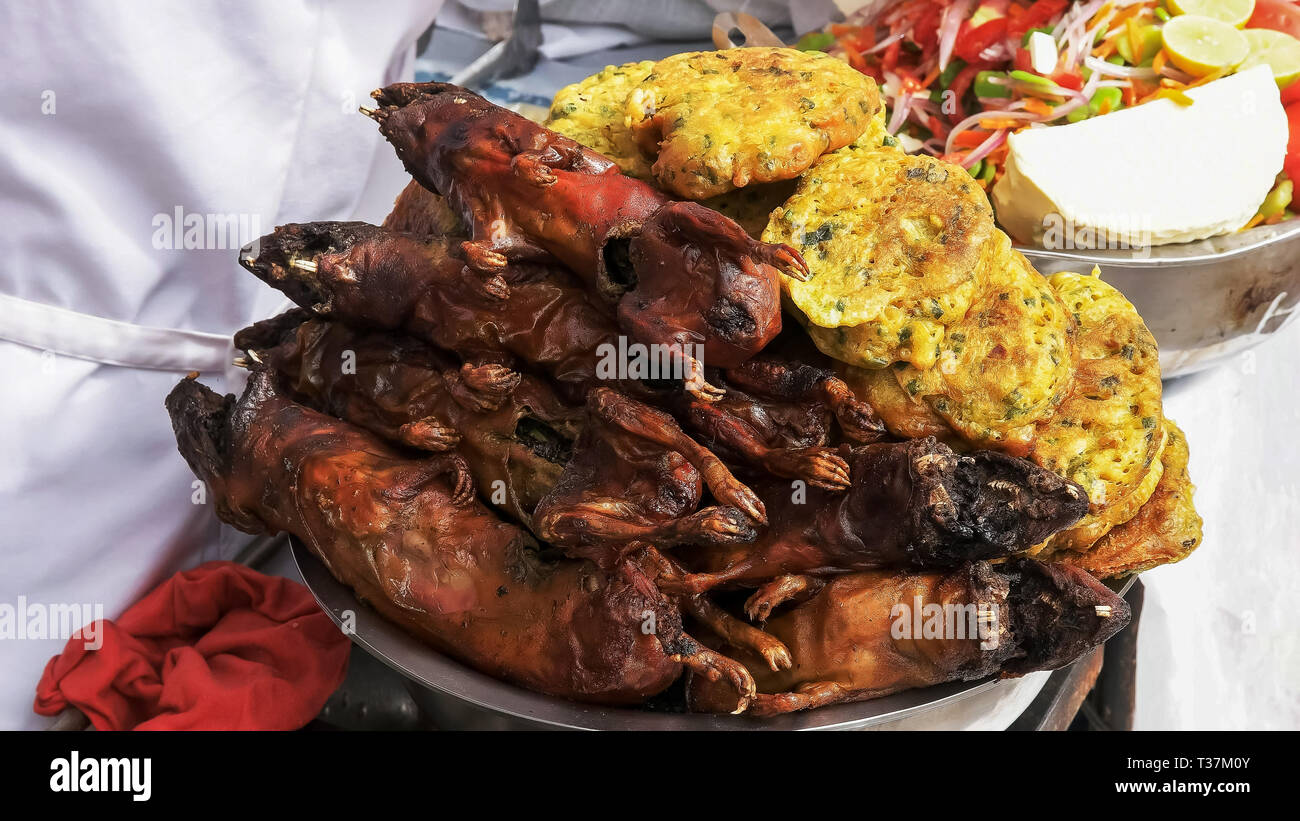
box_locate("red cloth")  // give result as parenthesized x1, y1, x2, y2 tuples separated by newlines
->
(34, 561, 350, 730)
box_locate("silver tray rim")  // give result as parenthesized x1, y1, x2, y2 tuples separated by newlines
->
(1014, 218, 1300, 267)
(292, 537, 1135, 731)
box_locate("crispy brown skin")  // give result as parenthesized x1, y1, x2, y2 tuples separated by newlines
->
(240, 221, 619, 398)
(673, 356, 888, 490)
(366, 82, 810, 371)
(235, 312, 580, 530)
(674, 438, 1090, 591)
(534, 387, 765, 568)
(688, 559, 1130, 715)
(383, 179, 463, 239)
(371, 83, 665, 283)
(165, 371, 693, 704)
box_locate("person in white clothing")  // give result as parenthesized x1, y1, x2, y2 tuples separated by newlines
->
(0, 0, 441, 730)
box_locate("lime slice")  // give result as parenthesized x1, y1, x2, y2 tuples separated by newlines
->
(1168, 0, 1256, 29)
(1161, 14, 1251, 77)
(1240, 28, 1300, 88)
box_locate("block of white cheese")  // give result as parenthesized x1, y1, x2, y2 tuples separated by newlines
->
(993, 66, 1288, 248)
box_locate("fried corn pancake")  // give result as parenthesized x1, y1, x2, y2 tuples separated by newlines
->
(1032, 271, 1166, 552)
(891, 233, 1075, 455)
(765, 144, 996, 370)
(861, 102, 891, 149)
(1055, 420, 1201, 577)
(545, 61, 657, 179)
(625, 48, 880, 199)
(702, 105, 891, 239)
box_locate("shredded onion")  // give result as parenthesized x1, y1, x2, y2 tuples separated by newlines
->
(866, 30, 907, 55)
(945, 108, 1041, 155)
(961, 129, 1007, 168)
(1084, 55, 1157, 79)
(1081, 63, 1105, 98)
(1044, 64, 1106, 121)
(909, 105, 936, 132)
(888, 92, 914, 134)
(978, 41, 1012, 64)
(911, 95, 942, 114)
(937, 0, 974, 72)
(1061, 0, 1109, 67)
(846, 0, 1152, 162)
(1062, 25, 1086, 68)
(1075, 0, 1111, 30)
(1159, 64, 1196, 85)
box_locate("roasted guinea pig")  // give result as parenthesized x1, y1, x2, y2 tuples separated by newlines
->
(533, 386, 766, 568)
(236, 313, 765, 546)
(165, 370, 758, 705)
(670, 355, 888, 492)
(364, 81, 811, 386)
(238, 221, 619, 398)
(233, 321, 791, 685)
(234, 310, 580, 530)
(688, 558, 1130, 715)
(672, 437, 1090, 592)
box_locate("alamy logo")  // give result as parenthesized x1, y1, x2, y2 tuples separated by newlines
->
(890, 596, 1000, 650)
(50, 752, 151, 801)
(152, 206, 262, 250)
(0, 597, 103, 650)
(595, 336, 706, 389)
(1040, 212, 1154, 258)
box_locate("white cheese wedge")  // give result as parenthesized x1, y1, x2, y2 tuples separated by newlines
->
(992, 65, 1288, 248)
(1028, 31, 1059, 75)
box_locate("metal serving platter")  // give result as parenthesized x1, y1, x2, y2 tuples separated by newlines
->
(1018, 219, 1300, 378)
(292, 537, 1133, 731)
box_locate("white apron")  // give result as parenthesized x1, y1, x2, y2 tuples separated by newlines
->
(0, 0, 439, 729)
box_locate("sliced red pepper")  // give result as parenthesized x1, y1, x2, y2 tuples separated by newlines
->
(843, 28, 879, 53)
(1008, 0, 1069, 44)
(954, 18, 1008, 63)
(1013, 45, 1035, 73)
(896, 68, 926, 94)
(881, 36, 903, 72)
(1052, 70, 1083, 91)
(910, 4, 943, 49)
(947, 63, 984, 123)
(927, 114, 951, 142)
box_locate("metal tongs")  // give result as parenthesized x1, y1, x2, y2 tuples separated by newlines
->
(712, 12, 787, 49)
(450, 0, 543, 90)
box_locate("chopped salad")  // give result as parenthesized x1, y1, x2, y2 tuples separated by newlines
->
(798, 0, 1300, 227)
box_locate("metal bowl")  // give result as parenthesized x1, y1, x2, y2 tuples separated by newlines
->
(292, 537, 1132, 731)
(1018, 219, 1300, 377)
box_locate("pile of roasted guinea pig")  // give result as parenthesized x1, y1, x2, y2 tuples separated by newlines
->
(166, 47, 1203, 716)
